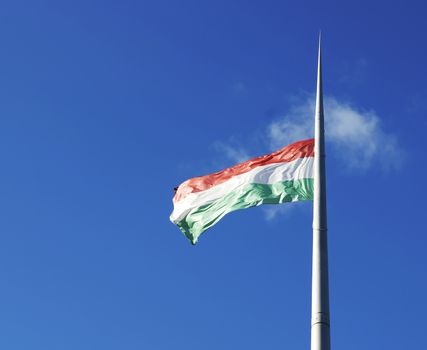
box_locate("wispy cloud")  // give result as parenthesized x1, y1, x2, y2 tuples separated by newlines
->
(262, 202, 309, 221)
(213, 140, 251, 164)
(214, 95, 403, 219)
(268, 95, 403, 170)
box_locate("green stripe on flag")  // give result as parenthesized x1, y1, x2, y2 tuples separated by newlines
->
(176, 178, 314, 244)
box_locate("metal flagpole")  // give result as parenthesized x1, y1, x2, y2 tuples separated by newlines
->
(311, 35, 331, 350)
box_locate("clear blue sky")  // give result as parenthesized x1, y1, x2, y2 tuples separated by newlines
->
(0, 1, 426, 349)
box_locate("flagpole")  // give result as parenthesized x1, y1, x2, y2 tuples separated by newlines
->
(311, 35, 331, 350)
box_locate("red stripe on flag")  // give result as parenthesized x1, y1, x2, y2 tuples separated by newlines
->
(174, 138, 314, 203)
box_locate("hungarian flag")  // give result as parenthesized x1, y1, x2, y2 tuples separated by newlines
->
(170, 138, 314, 244)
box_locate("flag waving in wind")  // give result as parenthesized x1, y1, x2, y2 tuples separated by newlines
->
(170, 138, 315, 244)
(169, 35, 331, 350)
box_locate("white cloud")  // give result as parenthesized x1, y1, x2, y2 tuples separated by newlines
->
(214, 95, 403, 219)
(213, 141, 251, 164)
(268, 95, 403, 170)
(262, 202, 302, 221)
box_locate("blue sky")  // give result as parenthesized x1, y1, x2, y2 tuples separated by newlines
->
(0, 0, 426, 349)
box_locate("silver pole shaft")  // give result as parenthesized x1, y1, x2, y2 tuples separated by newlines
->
(311, 36, 331, 350)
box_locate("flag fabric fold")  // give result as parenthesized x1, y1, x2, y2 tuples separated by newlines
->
(170, 138, 314, 244)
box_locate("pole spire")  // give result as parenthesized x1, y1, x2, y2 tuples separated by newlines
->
(311, 34, 331, 350)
